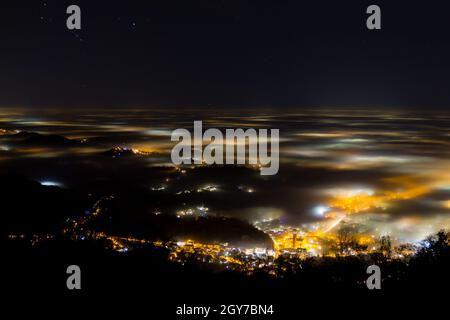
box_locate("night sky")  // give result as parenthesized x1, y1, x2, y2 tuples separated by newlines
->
(2, 0, 450, 109)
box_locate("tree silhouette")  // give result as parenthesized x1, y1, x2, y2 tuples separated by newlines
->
(336, 223, 358, 255)
(379, 235, 392, 257)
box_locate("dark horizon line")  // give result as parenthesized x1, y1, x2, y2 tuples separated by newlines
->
(2, 104, 450, 114)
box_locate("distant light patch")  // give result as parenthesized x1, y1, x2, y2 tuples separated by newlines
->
(40, 180, 63, 187)
(313, 205, 329, 217)
(145, 129, 172, 136)
(442, 200, 450, 209)
(324, 187, 374, 197)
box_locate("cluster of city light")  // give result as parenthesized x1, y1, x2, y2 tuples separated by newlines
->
(7, 233, 55, 246)
(176, 206, 209, 218)
(168, 240, 276, 273)
(261, 180, 443, 256)
(196, 184, 219, 192)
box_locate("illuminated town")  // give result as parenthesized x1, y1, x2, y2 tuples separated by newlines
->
(53, 181, 426, 275)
